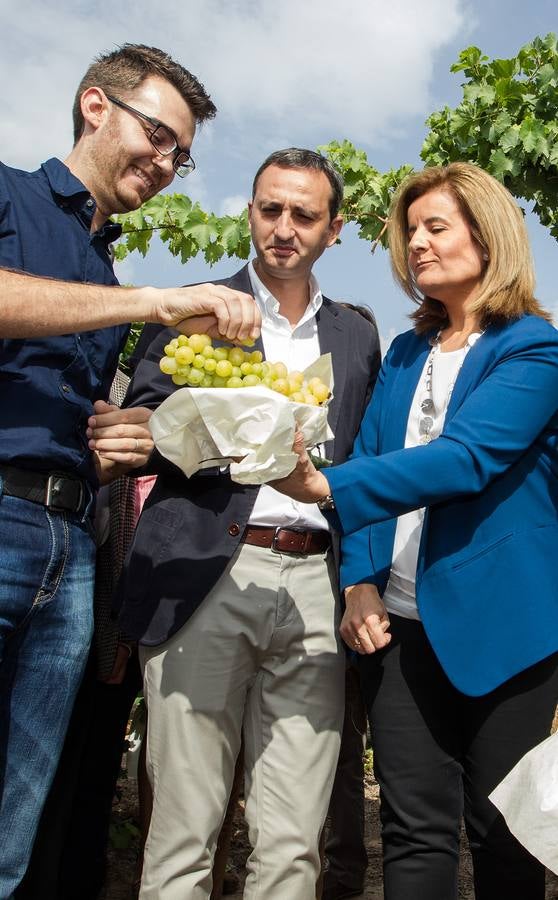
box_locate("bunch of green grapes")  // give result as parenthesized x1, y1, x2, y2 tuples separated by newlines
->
(159, 334, 330, 406)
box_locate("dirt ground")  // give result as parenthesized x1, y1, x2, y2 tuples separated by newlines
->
(103, 765, 558, 900)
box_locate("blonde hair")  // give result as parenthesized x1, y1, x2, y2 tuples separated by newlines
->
(388, 162, 550, 333)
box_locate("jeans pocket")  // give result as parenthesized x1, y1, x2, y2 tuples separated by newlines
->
(0, 498, 66, 624)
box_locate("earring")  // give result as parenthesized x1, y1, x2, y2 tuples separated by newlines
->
(482, 252, 489, 261)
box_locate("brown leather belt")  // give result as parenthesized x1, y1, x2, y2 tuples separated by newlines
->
(241, 525, 331, 555)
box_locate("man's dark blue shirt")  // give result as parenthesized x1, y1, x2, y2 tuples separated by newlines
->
(0, 157, 129, 486)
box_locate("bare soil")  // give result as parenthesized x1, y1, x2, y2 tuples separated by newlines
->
(102, 766, 558, 899)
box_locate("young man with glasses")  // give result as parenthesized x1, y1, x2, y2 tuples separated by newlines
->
(105, 93, 197, 177)
(0, 43, 258, 898)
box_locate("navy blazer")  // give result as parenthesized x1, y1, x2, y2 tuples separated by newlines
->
(327, 315, 558, 697)
(119, 265, 380, 645)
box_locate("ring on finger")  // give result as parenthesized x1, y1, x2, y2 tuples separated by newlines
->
(134, 438, 140, 452)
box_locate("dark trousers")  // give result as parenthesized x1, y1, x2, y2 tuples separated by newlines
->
(360, 614, 558, 900)
(323, 663, 368, 892)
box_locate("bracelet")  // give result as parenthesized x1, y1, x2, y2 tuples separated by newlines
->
(118, 641, 134, 659)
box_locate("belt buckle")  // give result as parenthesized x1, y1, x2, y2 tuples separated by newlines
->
(44, 473, 83, 512)
(271, 526, 284, 555)
(271, 526, 308, 555)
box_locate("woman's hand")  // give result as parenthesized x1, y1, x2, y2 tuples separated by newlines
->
(341, 583, 391, 654)
(271, 430, 330, 503)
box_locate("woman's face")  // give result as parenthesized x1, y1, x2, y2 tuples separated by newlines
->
(407, 188, 485, 306)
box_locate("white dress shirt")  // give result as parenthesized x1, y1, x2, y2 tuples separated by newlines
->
(246, 260, 329, 531)
(383, 334, 481, 620)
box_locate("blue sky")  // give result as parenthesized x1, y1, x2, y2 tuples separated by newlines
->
(3, 0, 557, 347)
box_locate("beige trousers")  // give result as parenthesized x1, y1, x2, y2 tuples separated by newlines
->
(139, 542, 345, 900)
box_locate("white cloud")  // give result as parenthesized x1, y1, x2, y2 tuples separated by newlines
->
(196, 0, 467, 151)
(112, 255, 137, 286)
(1, 0, 467, 170)
(220, 194, 248, 216)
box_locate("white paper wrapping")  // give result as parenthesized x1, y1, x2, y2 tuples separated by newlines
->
(489, 730, 558, 873)
(149, 353, 334, 485)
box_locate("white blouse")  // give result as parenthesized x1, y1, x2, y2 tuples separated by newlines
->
(383, 334, 481, 620)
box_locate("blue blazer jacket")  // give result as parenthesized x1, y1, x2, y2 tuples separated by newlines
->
(327, 315, 558, 696)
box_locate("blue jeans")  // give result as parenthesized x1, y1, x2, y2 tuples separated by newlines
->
(0, 484, 95, 899)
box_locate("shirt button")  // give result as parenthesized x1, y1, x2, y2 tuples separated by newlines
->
(228, 523, 241, 536)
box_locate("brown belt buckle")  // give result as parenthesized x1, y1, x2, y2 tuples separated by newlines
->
(271, 526, 309, 555)
(270, 526, 285, 554)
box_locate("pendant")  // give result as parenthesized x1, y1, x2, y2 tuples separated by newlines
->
(419, 415, 434, 436)
(420, 433, 433, 444)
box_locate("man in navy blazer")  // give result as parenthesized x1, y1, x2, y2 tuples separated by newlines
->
(119, 149, 380, 900)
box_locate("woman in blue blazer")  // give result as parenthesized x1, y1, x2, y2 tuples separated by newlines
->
(274, 162, 558, 899)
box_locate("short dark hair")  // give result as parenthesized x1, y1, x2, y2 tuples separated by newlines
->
(72, 43, 217, 144)
(338, 301, 377, 328)
(252, 148, 344, 220)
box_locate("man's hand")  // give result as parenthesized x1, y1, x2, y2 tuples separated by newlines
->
(271, 430, 330, 503)
(87, 401, 153, 484)
(155, 283, 262, 341)
(340, 583, 391, 654)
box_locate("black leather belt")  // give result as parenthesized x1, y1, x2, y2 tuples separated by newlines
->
(241, 525, 331, 555)
(0, 463, 89, 515)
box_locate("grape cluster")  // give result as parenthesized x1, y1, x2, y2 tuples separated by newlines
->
(159, 334, 330, 406)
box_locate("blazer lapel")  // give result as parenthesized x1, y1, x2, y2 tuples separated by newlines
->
(445, 326, 500, 420)
(316, 299, 346, 456)
(382, 332, 432, 452)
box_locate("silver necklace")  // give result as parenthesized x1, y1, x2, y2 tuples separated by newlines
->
(418, 335, 439, 444)
(418, 331, 474, 445)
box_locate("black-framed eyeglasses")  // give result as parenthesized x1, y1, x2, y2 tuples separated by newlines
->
(105, 94, 195, 178)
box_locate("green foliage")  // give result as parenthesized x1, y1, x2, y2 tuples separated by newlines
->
(109, 818, 141, 850)
(363, 747, 374, 775)
(113, 194, 251, 266)
(114, 33, 558, 266)
(119, 321, 144, 375)
(322, 33, 558, 244)
(318, 140, 414, 251)
(423, 33, 558, 238)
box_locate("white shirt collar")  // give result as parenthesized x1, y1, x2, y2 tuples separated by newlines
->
(247, 260, 323, 330)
